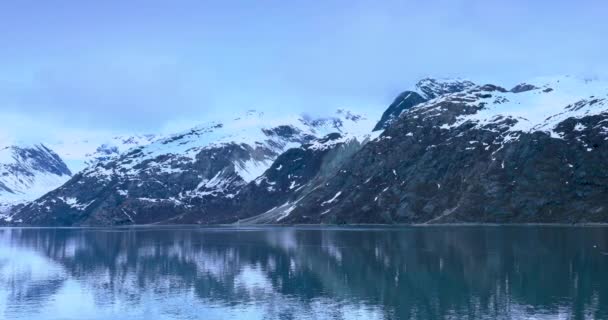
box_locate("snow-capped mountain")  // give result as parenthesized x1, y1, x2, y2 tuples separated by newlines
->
(0, 134, 158, 221)
(49, 134, 158, 173)
(435, 76, 608, 139)
(275, 76, 608, 224)
(0, 144, 71, 220)
(12, 109, 379, 225)
(9, 75, 608, 226)
(373, 78, 475, 131)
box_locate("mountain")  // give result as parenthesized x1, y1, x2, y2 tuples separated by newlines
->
(9, 76, 608, 226)
(185, 131, 372, 224)
(12, 109, 378, 225)
(272, 76, 608, 224)
(373, 78, 475, 131)
(49, 134, 158, 173)
(0, 134, 157, 221)
(0, 144, 72, 221)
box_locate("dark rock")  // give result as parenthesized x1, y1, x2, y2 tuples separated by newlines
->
(415, 78, 476, 99)
(276, 84, 608, 224)
(11, 78, 608, 226)
(373, 91, 426, 131)
(511, 83, 538, 93)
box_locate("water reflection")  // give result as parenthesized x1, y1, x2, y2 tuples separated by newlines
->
(0, 226, 607, 319)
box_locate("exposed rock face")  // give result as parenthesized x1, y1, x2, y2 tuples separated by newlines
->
(12, 110, 378, 225)
(9, 76, 608, 226)
(148, 132, 368, 225)
(227, 133, 367, 224)
(0, 144, 72, 221)
(510, 83, 538, 93)
(415, 78, 476, 99)
(269, 76, 608, 224)
(373, 91, 426, 131)
(373, 78, 476, 131)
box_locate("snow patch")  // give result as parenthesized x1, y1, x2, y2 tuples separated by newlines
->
(321, 191, 342, 206)
(235, 157, 273, 183)
(431, 76, 608, 139)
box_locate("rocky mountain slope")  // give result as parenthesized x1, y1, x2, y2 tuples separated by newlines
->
(0, 134, 157, 220)
(184, 132, 372, 224)
(11, 109, 378, 225)
(373, 78, 475, 130)
(8, 76, 608, 226)
(0, 144, 72, 220)
(274, 76, 608, 224)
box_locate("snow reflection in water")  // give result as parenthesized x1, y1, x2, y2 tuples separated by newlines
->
(0, 226, 607, 320)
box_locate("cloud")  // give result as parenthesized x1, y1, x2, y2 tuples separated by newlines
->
(0, 110, 124, 147)
(0, 52, 216, 133)
(1, 0, 608, 147)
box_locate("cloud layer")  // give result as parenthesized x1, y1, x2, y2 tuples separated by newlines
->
(1, 0, 607, 144)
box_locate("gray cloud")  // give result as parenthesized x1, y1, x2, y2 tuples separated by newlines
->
(1, 0, 607, 142)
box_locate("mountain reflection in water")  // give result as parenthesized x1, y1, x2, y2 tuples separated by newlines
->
(0, 226, 607, 320)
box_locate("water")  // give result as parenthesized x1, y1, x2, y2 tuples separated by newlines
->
(0, 226, 607, 320)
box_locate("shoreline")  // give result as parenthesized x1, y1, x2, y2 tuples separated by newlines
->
(2, 222, 608, 229)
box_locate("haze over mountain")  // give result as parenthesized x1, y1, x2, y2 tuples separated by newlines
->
(1, 0, 607, 148)
(3, 75, 607, 225)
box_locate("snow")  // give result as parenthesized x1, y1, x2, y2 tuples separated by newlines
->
(235, 158, 273, 183)
(121, 208, 135, 222)
(415, 78, 476, 99)
(276, 202, 298, 222)
(78, 108, 381, 196)
(307, 137, 350, 151)
(305, 112, 381, 152)
(136, 197, 184, 206)
(57, 197, 94, 211)
(429, 76, 608, 138)
(0, 144, 71, 211)
(289, 181, 298, 190)
(49, 134, 158, 173)
(178, 170, 235, 199)
(0, 134, 157, 216)
(321, 191, 342, 206)
(574, 123, 586, 131)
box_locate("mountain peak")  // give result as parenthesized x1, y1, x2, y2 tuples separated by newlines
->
(415, 77, 476, 99)
(0, 143, 71, 216)
(372, 78, 476, 131)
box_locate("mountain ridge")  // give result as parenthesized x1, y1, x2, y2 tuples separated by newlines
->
(8, 109, 379, 225)
(5, 75, 608, 225)
(273, 76, 608, 224)
(0, 144, 72, 220)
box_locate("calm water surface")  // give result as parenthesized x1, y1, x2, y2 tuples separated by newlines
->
(0, 226, 607, 320)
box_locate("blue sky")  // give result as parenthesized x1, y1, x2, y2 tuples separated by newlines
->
(1, 0, 607, 143)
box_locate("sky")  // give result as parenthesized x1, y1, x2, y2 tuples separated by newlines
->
(1, 0, 607, 144)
